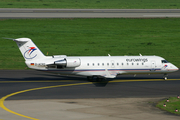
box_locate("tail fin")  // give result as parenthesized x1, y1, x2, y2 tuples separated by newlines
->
(12, 38, 45, 61)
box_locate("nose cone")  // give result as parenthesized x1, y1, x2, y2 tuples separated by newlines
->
(170, 64, 179, 72)
(175, 66, 179, 71)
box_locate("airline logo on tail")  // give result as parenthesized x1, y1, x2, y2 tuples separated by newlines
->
(24, 47, 37, 59)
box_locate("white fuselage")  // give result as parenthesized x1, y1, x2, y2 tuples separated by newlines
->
(26, 55, 179, 78)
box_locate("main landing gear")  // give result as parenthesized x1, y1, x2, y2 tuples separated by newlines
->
(87, 76, 106, 82)
(163, 73, 168, 80)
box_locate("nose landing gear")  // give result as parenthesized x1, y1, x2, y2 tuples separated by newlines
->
(163, 73, 168, 80)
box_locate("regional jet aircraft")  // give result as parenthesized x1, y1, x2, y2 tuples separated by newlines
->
(6, 38, 179, 81)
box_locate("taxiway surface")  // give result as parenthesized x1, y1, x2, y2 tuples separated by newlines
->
(0, 70, 180, 120)
(0, 70, 180, 99)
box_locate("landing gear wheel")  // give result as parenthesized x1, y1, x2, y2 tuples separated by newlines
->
(164, 77, 167, 80)
(87, 76, 93, 82)
(96, 78, 105, 82)
(87, 76, 106, 82)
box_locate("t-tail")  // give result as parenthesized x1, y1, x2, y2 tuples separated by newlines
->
(6, 38, 46, 61)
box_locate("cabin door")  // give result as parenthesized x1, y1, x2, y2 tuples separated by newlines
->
(151, 61, 156, 71)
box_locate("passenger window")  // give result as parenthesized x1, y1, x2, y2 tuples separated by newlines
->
(117, 63, 119, 66)
(102, 63, 104, 66)
(92, 63, 94, 66)
(132, 63, 134, 65)
(142, 63, 144, 65)
(107, 63, 109, 66)
(87, 63, 89, 66)
(137, 63, 139, 65)
(122, 63, 124, 65)
(98, 63, 100, 66)
(127, 63, 129, 65)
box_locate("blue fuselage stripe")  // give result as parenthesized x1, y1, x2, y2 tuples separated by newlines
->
(46, 68, 161, 72)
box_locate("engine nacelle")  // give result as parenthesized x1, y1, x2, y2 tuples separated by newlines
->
(54, 58, 81, 68)
(66, 58, 81, 67)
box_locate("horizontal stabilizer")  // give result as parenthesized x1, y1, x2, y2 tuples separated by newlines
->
(3, 37, 16, 41)
(3, 37, 31, 42)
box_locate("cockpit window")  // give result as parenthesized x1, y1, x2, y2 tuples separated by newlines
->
(161, 60, 169, 63)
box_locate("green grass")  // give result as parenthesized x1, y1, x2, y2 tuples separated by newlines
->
(0, 0, 180, 9)
(156, 97, 180, 115)
(0, 18, 180, 69)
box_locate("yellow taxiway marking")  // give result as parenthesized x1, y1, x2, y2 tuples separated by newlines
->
(0, 82, 92, 120)
(110, 78, 180, 83)
(0, 78, 180, 83)
(0, 78, 180, 120)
